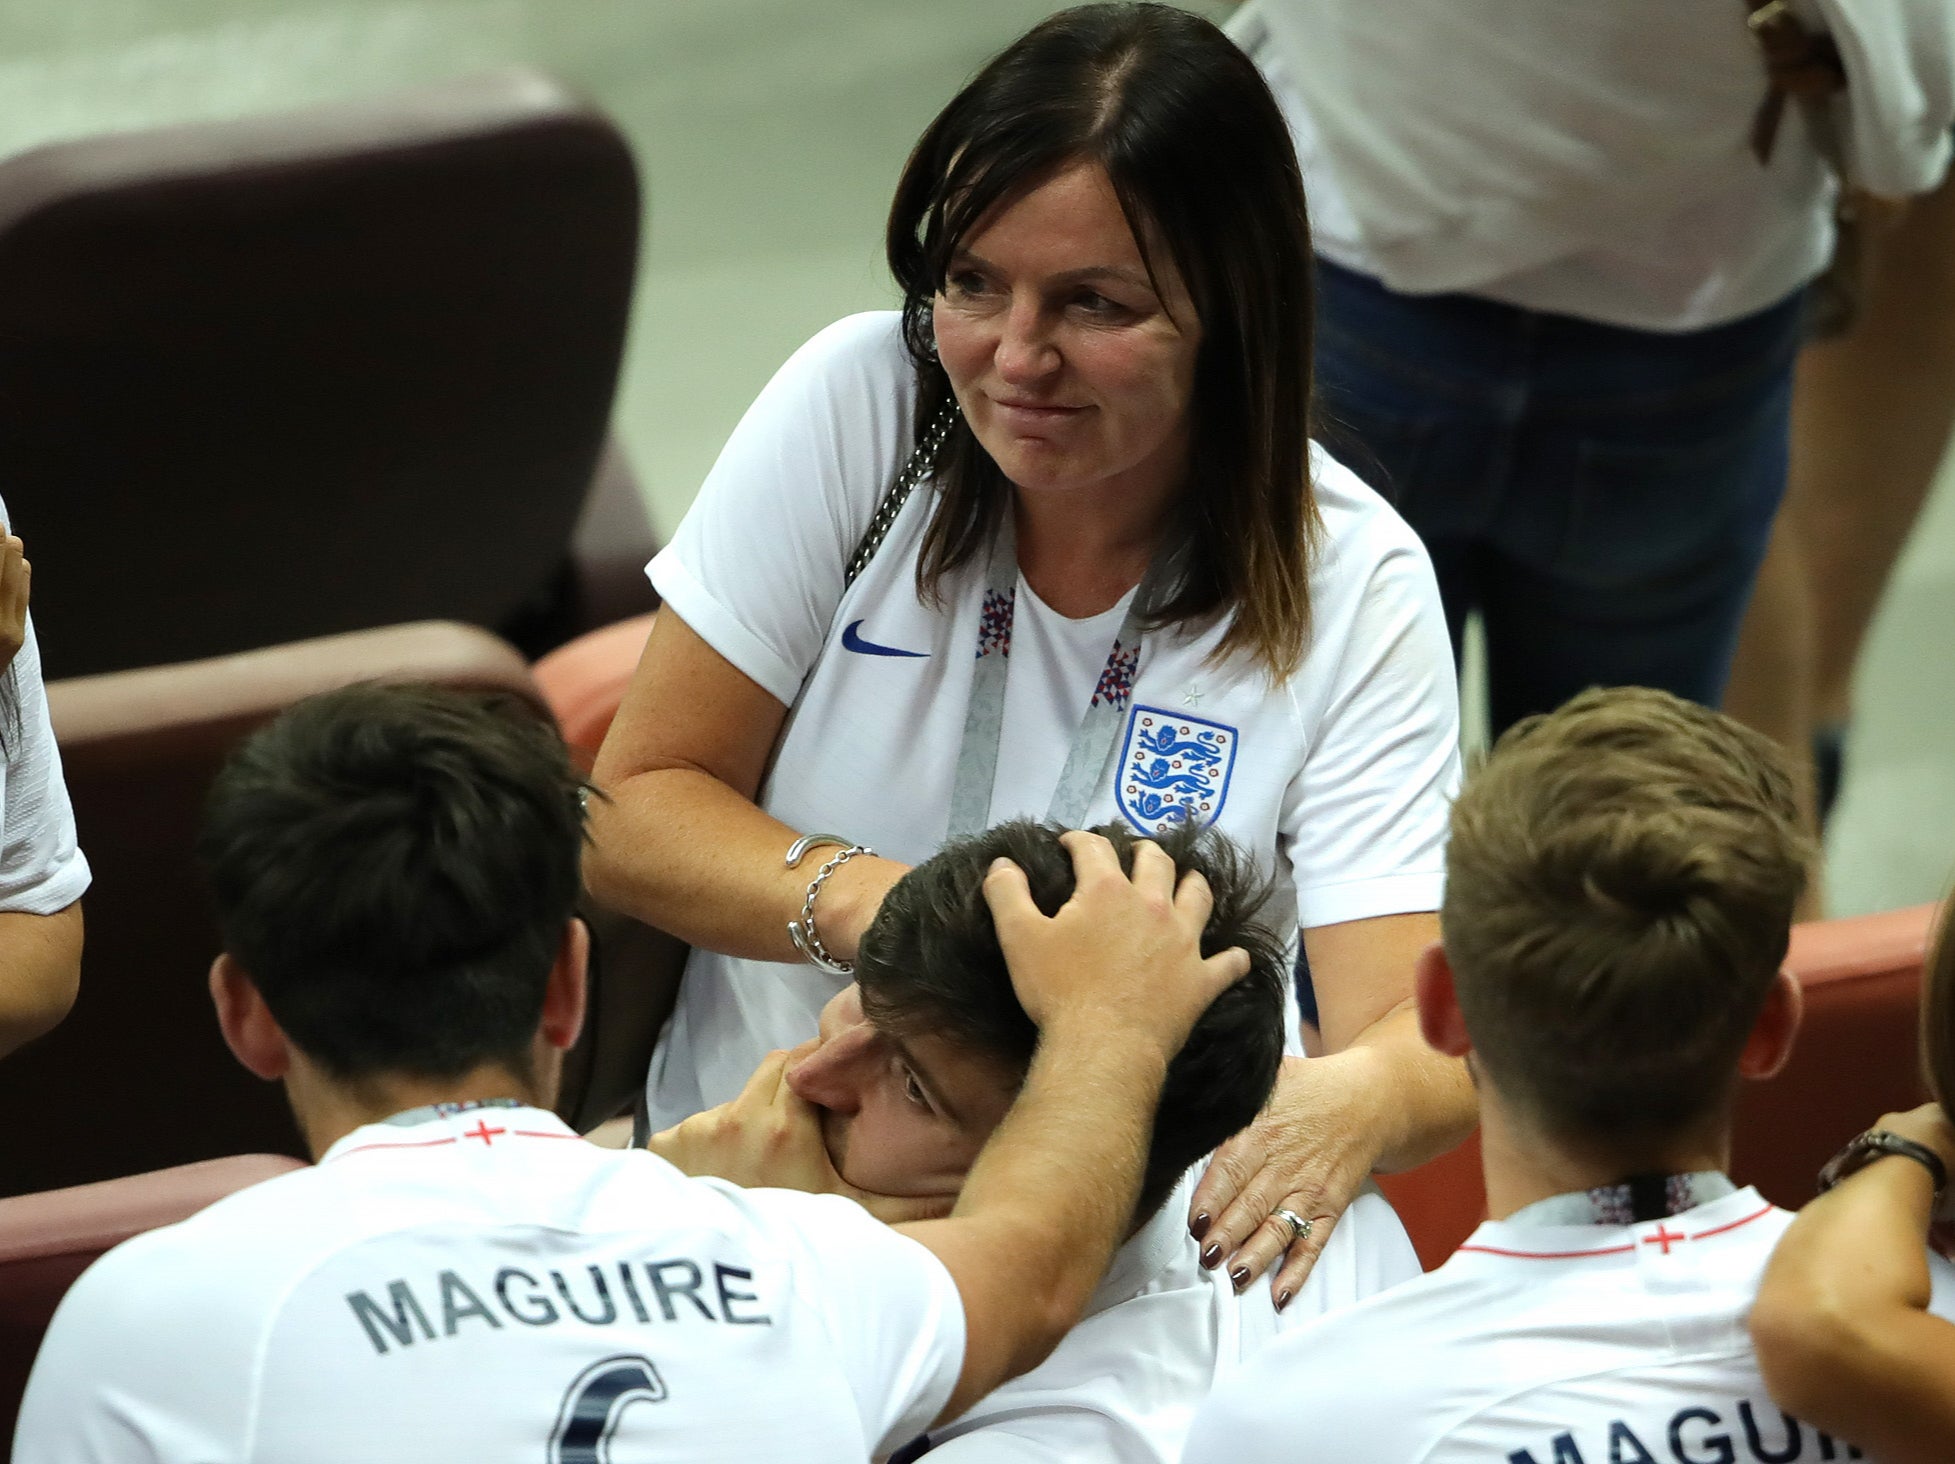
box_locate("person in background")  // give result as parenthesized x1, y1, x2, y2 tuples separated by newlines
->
(13, 685, 1247, 1463)
(1727, 169, 1955, 849)
(1182, 687, 1955, 1463)
(654, 820, 1420, 1462)
(1229, 0, 1955, 740)
(0, 500, 86, 1057)
(587, 2, 1470, 1306)
(1750, 899, 1955, 1463)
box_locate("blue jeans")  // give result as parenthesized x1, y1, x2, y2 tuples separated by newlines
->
(1313, 257, 1805, 736)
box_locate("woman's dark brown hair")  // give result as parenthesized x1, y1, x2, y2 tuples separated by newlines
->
(886, 3, 1321, 678)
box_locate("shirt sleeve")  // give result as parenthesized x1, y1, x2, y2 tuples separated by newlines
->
(13, 1234, 251, 1463)
(0, 609, 90, 914)
(754, 1188, 967, 1456)
(925, 1415, 1147, 1462)
(1282, 454, 1461, 930)
(648, 312, 917, 707)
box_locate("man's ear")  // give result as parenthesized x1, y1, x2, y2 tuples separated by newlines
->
(209, 954, 291, 1081)
(1414, 941, 1472, 1058)
(1738, 968, 1803, 1081)
(539, 916, 590, 1054)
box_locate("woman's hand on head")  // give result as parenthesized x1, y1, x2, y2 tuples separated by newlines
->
(0, 529, 29, 674)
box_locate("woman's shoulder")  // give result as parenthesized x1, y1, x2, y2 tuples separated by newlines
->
(1306, 441, 1438, 596)
(773, 310, 913, 405)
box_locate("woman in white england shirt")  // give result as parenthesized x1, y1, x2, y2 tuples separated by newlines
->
(587, 3, 1473, 1293)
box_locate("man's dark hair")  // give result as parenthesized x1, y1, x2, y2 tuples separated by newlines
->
(856, 819, 1286, 1221)
(197, 682, 590, 1082)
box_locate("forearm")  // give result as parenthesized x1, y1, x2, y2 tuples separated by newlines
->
(1339, 1004, 1476, 1174)
(584, 768, 903, 964)
(1753, 1156, 1955, 1462)
(901, 1023, 1168, 1404)
(0, 902, 81, 1058)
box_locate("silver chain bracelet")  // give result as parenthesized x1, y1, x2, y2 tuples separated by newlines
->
(786, 832, 874, 975)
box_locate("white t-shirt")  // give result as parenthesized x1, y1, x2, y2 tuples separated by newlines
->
(1230, 0, 1955, 331)
(911, 1179, 1418, 1462)
(646, 312, 1460, 1126)
(1182, 1186, 1955, 1463)
(12, 1104, 964, 1464)
(0, 494, 89, 916)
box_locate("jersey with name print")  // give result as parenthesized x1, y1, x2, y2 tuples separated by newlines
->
(644, 310, 1460, 1127)
(13, 1106, 964, 1464)
(1182, 1186, 1955, 1464)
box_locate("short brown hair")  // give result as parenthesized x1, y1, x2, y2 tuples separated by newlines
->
(1921, 901, 1955, 1109)
(1442, 687, 1813, 1142)
(886, 3, 1322, 678)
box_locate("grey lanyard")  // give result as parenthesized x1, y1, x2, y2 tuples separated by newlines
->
(945, 515, 1164, 840)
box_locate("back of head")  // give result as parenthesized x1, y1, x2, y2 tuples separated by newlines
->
(1444, 687, 1812, 1144)
(197, 682, 588, 1083)
(856, 819, 1285, 1220)
(886, 2, 1318, 676)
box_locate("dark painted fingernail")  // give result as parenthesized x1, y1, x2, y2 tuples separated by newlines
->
(1191, 1211, 1211, 1240)
(1200, 1242, 1222, 1269)
(1275, 1287, 1293, 1312)
(1229, 1265, 1251, 1292)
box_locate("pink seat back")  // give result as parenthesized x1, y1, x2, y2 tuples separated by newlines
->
(0, 1155, 303, 1435)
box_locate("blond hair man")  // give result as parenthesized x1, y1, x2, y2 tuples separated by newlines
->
(1184, 686, 1955, 1464)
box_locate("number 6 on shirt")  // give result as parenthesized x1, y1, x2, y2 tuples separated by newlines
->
(550, 1355, 667, 1462)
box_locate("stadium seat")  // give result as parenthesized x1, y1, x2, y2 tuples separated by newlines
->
(531, 610, 656, 767)
(0, 1154, 302, 1437)
(0, 67, 656, 678)
(0, 622, 550, 1197)
(1377, 903, 1941, 1268)
(1734, 901, 1939, 1208)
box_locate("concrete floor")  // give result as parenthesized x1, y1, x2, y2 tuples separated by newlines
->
(2, 0, 1949, 915)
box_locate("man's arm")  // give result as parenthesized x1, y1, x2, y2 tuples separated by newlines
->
(895, 833, 1248, 1424)
(1751, 1103, 1955, 1464)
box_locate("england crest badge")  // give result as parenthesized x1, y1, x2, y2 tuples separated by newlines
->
(1115, 707, 1238, 833)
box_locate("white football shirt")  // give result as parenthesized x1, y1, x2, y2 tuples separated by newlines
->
(13, 1105, 964, 1463)
(1182, 1186, 1955, 1464)
(911, 1180, 1419, 1462)
(1229, 1, 1955, 330)
(0, 493, 90, 917)
(646, 311, 1460, 1127)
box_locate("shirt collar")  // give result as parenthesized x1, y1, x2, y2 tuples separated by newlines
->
(321, 1100, 575, 1164)
(1088, 1171, 1197, 1316)
(1506, 1171, 1738, 1228)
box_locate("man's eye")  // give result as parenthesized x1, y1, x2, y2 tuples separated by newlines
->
(900, 1066, 934, 1114)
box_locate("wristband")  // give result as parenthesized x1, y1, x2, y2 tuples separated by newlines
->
(1817, 1128, 1950, 1200)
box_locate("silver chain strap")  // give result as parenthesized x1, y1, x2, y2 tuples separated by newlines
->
(844, 401, 959, 587)
(786, 838, 876, 975)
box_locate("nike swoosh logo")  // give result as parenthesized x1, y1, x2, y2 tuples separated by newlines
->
(841, 620, 929, 658)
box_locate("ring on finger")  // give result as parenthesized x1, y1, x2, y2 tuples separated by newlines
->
(1274, 1207, 1314, 1246)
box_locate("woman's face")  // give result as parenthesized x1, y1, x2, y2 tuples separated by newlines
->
(931, 160, 1202, 516)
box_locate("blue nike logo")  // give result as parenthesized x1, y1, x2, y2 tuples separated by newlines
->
(842, 620, 929, 658)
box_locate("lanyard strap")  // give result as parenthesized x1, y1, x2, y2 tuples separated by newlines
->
(1506, 1171, 1737, 1228)
(946, 517, 1161, 840)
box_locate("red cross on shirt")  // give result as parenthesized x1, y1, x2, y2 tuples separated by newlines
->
(462, 1119, 506, 1147)
(1643, 1224, 1686, 1256)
